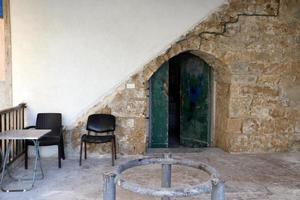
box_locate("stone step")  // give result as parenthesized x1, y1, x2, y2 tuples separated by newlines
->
(145, 147, 206, 156)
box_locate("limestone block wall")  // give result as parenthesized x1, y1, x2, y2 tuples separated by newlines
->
(68, 0, 300, 156)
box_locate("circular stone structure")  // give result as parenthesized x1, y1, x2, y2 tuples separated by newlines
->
(103, 154, 225, 200)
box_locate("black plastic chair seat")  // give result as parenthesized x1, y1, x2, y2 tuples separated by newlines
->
(81, 134, 114, 143)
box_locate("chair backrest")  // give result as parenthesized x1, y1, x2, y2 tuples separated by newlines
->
(36, 113, 62, 136)
(86, 114, 115, 133)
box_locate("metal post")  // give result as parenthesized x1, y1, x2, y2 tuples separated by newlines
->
(211, 181, 225, 200)
(103, 172, 116, 200)
(161, 153, 172, 200)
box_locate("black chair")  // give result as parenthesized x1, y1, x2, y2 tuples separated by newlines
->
(79, 114, 117, 166)
(25, 113, 65, 169)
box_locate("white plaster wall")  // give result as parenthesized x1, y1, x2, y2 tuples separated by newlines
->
(11, 0, 224, 128)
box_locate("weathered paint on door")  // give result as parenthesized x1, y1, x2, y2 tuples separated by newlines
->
(150, 62, 169, 148)
(180, 56, 210, 147)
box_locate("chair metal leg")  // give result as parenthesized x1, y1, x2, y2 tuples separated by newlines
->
(62, 148, 65, 160)
(84, 141, 87, 160)
(58, 145, 61, 168)
(113, 137, 117, 159)
(79, 140, 83, 166)
(25, 144, 28, 169)
(111, 140, 115, 166)
(61, 139, 65, 160)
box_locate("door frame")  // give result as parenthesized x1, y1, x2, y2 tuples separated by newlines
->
(147, 55, 216, 149)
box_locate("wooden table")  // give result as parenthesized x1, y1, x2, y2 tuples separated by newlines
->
(0, 129, 50, 192)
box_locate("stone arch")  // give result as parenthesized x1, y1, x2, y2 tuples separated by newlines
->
(143, 36, 231, 83)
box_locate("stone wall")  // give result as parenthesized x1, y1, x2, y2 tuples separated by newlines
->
(68, 0, 300, 156)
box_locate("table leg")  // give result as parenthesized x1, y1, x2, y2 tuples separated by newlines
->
(0, 141, 12, 191)
(6, 140, 44, 181)
(0, 139, 44, 192)
(30, 140, 44, 189)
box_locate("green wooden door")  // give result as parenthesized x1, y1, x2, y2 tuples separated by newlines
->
(180, 57, 210, 147)
(150, 62, 169, 148)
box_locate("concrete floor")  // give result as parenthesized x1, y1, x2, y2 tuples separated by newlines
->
(0, 148, 300, 200)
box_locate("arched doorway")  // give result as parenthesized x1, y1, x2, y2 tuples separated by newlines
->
(149, 52, 212, 148)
